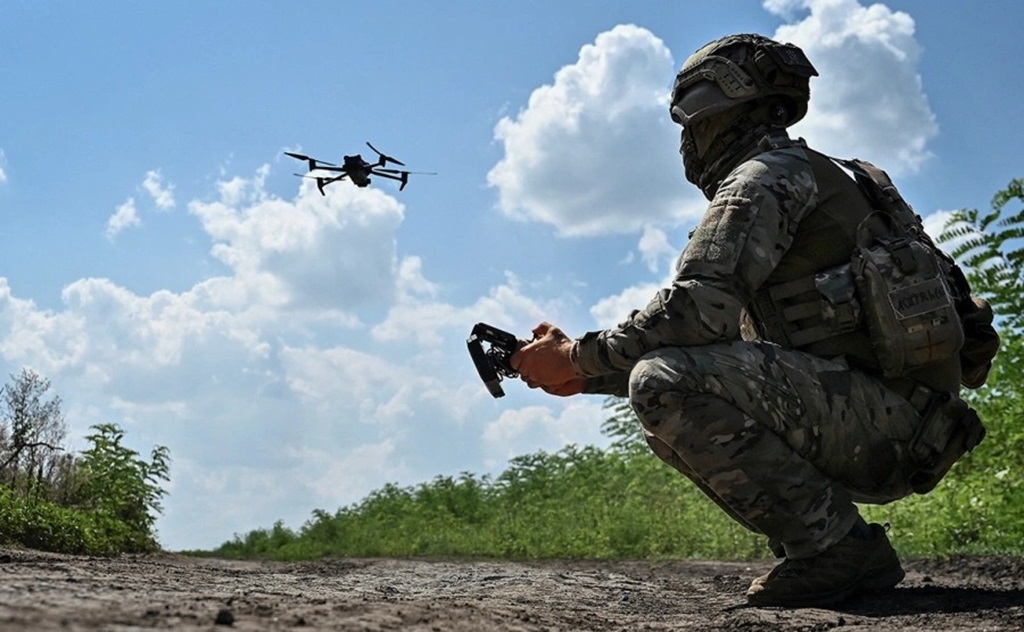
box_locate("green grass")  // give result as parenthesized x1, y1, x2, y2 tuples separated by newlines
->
(206, 398, 1024, 563)
(208, 335, 1024, 563)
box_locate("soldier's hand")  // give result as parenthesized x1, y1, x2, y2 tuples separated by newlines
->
(511, 321, 580, 390)
(541, 377, 589, 397)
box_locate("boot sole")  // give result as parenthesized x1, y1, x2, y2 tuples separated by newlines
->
(747, 564, 905, 608)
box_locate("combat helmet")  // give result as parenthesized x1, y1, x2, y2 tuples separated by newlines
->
(670, 33, 818, 128)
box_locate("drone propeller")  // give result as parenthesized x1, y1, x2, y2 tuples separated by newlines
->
(376, 168, 437, 176)
(284, 151, 336, 170)
(294, 172, 348, 180)
(371, 168, 438, 191)
(366, 142, 406, 167)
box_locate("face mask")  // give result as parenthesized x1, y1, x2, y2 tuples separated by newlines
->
(680, 127, 704, 188)
(678, 103, 778, 198)
(679, 116, 729, 190)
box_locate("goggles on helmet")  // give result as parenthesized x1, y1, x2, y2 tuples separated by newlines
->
(670, 55, 759, 126)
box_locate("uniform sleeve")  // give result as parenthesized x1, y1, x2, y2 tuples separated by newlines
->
(571, 149, 818, 377)
(582, 372, 630, 397)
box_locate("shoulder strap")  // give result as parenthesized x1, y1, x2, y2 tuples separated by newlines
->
(820, 154, 944, 250)
(832, 158, 909, 216)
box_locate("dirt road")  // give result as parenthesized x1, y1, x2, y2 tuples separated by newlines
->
(1, 546, 1022, 630)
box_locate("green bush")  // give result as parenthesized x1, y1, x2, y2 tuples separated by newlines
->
(0, 485, 114, 555)
(0, 419, 170, 556)
(78, 423, 170, 553)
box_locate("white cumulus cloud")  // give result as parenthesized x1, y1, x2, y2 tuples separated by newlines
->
(488, 24, 698, 237)
(769, 0, 938, 174)
(488, 2, 939, 242)
(189, 168, 406, 316)
(482, 401, 608, 469)
(589, 282, 661, 330)
(372, 271, 559, 349)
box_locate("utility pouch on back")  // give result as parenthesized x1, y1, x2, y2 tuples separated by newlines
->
(755, 152, 999, 384)
(906, 391, 985, 494)
(852, 212, 964, 377)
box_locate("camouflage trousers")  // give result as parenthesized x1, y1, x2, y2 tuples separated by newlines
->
(628, 341, 922, 560)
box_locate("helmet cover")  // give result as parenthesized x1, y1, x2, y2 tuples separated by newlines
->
(670, 34, 818, 127)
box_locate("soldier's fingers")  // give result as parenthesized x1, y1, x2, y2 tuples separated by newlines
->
(531, 321, 554, 338)
(510, 348, 523, 371)
(510, 337, 540, 371)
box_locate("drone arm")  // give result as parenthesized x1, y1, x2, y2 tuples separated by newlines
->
(307, 173, 348, 196)
(370, 170, 406, 184)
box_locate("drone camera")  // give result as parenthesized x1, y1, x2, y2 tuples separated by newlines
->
(467, 323, 524, 398)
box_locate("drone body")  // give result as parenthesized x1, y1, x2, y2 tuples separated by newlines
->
(285, 142, 434, 195)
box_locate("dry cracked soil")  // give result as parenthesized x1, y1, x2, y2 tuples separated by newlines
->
(1, 546, 1023, 631)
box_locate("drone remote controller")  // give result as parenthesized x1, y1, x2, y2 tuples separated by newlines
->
(467, 323, 526, 398)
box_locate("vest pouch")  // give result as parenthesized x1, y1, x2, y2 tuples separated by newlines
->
(851, 213, 964, 377)
(813, 263, 862, 335)
(907, 392, 985, 494)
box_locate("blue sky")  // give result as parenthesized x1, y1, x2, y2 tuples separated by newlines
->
(1, 0, 1021, 551)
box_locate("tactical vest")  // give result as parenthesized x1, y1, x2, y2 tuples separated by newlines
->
(749, 141, 997, 492)
(748, 144, 965, 393)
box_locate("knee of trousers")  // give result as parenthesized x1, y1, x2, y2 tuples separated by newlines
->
(628, 349, 696, 434)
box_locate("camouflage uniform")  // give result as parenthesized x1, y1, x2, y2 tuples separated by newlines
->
(569, 136, 948, 560)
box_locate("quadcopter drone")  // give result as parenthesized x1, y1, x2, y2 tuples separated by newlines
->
(285, 142, 435, 195)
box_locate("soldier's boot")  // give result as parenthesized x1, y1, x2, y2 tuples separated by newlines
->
(746, 523, 905, 608)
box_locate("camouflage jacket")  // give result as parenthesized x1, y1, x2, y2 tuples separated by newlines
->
(571, 136, 828, 396)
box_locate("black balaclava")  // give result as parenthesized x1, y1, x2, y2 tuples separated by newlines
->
(681, 100, 785, 200)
